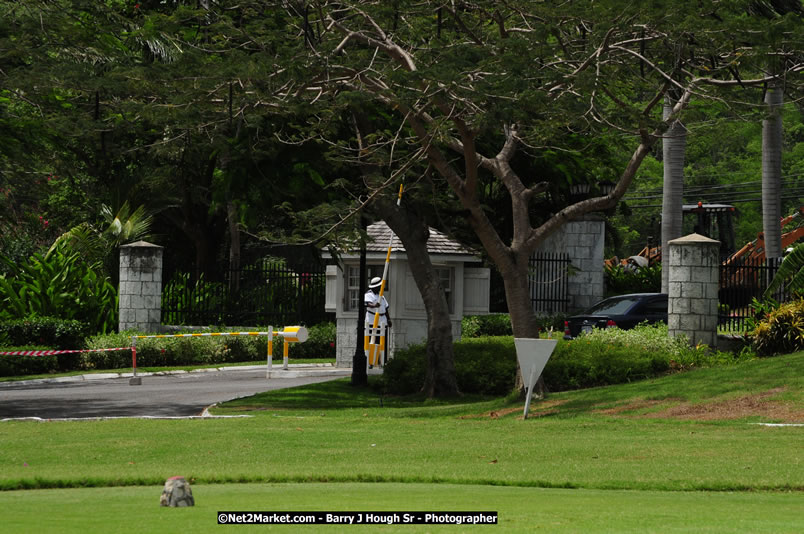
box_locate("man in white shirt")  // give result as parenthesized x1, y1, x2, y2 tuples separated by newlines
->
(365, 276, 392, 366)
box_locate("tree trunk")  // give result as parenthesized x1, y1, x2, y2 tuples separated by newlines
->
(499, 253, 544, 396)
(762, 82, 783, 259)
(372, 196, 459, 398)
(661, 95, 687, 293)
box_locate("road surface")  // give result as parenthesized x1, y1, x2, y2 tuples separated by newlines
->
(0, 367, 347, 419)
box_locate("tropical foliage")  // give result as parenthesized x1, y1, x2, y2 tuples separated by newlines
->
(0, 243, 117, 333)
(765, 243, 804, 298)
(749, 298, 804, 356)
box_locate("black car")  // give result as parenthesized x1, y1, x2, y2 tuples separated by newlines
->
(563, 293, 668, 340)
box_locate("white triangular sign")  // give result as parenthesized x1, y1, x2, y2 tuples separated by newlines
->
(514, 338, 558, 419)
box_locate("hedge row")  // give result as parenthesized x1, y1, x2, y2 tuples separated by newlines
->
(0, 317, 87, 350)
(0, 321, 337, 377)
(381, 323, 751, 396)
(460, 313, 566, 338)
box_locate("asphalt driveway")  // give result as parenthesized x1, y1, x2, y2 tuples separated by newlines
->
(0, 367, 348, 419)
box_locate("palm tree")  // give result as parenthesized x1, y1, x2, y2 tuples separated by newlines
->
(764, 242, 804, 298)
(661, 95, 687, 293)
(754, 1, 803, 259)
(49, 201, 154, 273)
(762, 81, 785, 260)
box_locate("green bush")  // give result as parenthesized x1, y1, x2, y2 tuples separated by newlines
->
(0, 346, 59, 377)
(288, 322, 336, 359)
(462, 314, 566, 338)
(604, 263, 661, 296)
(0, 317, 88, 371)
(382, 323, 749, 396)
(461, 314, 511, 337)
(748, 299, 804, 356)
(0, 317, 87, 349)
(84, 329, 265, 369)
(80, 322, 337, 371)
(380, 337, 516, 396)
(0, 246, 117, 334)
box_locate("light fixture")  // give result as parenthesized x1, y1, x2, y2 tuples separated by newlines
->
(597, 180, 616, 196)
(570, 183, 590, 197)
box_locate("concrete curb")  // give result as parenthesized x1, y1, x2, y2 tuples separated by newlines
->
(0, 363, 354, 387)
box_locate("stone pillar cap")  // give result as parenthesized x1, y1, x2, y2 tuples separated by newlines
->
(667, 233, 720, 245)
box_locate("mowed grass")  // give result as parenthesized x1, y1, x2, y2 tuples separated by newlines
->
(1, 352, 802, 532)
(2, 483, 802, 534)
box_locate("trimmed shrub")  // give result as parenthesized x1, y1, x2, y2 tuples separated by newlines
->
(461, 314, 512, 337)
(0, 317, 88, 371)
(0, 317, 87, 349)
(288, 322, 336, 359)
(381, 323, 747, 396)
(749, 299, 804, 356)
(0, 347, 59, 377)
(84, 330, 264, 369)
(461, 314, 566, 338)
(80, 322, 337, 371)
(380, 337, 516, 396)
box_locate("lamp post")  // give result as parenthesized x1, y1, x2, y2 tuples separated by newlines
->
(351, 214, 368, 387)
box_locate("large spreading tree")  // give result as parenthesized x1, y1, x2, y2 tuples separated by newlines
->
(288, 1, 802, 345)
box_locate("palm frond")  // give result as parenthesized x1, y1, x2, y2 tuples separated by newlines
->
(765, 243, 804, 297)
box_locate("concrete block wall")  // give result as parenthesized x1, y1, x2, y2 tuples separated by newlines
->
(667, 234, 719, 348)
(533, 214, 605, 313)
(119, 241, 163, 333)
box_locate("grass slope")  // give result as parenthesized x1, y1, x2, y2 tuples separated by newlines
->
(1, 352, 801, 493)
(1, 352, 802, 532)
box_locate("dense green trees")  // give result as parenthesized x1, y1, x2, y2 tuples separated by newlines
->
(292, 1, 802, 347)
(1, 1, 802, 396)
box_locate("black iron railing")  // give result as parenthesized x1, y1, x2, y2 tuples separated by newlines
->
(718, 256, 787, 332)
(162, 263, 330, 326)
(529, 253, 571, 314)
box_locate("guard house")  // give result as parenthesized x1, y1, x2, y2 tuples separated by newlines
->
(325, 222, 490, 367)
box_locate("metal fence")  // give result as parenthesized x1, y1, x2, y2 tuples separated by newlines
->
(718, 256, 787, 332)
(162, 263, 330, 326)
(529, 253, 571, 314)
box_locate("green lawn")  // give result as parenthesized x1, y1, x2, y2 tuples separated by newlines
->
(2, 483, 801, 533)
(1, 351, 802, 532)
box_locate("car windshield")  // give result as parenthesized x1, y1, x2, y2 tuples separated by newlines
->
(584, 296, 640, 315)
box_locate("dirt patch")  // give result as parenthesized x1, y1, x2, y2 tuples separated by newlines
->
(461, 400, 567, 419)
(595, 398, 684, 416)
(648, 387, 803, 422)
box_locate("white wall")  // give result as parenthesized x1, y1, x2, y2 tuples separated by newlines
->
(327, 259, 489, 367)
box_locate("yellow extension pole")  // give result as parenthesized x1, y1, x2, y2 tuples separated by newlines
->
(368, 182, 403, 366)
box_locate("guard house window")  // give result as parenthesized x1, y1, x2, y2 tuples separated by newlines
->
(345, 265, 387, 311)
(437, 267, 454, 314)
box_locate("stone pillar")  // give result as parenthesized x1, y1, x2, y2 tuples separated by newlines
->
(119, 241, 163, 333)
(533, 213, 605, 313)
(667, 233, 719, 348)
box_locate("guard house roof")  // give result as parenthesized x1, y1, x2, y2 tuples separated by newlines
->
(339, 221, 479, 262)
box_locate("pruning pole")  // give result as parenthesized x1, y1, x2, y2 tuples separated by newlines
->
(368, 183, 403, 366)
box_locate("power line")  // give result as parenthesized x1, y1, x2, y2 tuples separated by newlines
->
(623, 178, 804, 201)
(628, 194, 804, 209)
